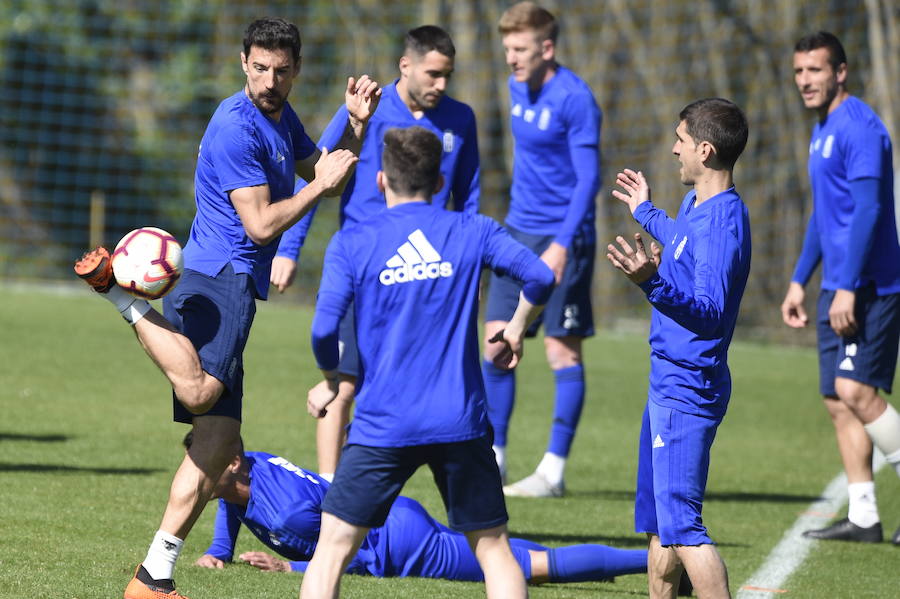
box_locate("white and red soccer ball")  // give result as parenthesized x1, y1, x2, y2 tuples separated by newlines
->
(111, 227, 183, 299)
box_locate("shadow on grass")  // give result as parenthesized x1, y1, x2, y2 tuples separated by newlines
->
(0, 462, 162, 475)
(705, 491, 821, 503)
(0, 432, 71, 442)
(569, 488, 821, 503)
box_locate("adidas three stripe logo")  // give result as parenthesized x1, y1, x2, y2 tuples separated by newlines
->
(379, 229, 454, 286)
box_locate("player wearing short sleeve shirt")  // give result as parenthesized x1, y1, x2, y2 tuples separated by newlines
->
(608, 98, 750, 598)
(73, 18, 380, 598)
(299, 126, 555, 599)
(781, 32, 900, 546)
(484, 2, 602, 498)
(270, 26, 481, 482)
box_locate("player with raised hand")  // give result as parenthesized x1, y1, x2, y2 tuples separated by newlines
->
(270, 25, 481, 484)
(74, 17, 380, 598)
(609, 98, 750, 599)
(782, 31, 900, 545)
(299, 125, 554, 599)
(483, 2, 602, 498)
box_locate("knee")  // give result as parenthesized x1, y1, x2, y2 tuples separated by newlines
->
(177, 377, 224, 415)
(544, 337, 581, 370)
(835, 378, 877, 412)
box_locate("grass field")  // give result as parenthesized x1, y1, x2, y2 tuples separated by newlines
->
(2, 287, 898, 598)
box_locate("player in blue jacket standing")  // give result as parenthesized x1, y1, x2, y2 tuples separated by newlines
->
(483, 2, 602, 497)
(607, 98, 750, 599)
(300, 125, 555, 599)
(271, 26, 481, 482)
(781, 32, 900, 545)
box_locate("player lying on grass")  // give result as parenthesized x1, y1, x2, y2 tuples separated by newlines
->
(188, 433, 649, 585)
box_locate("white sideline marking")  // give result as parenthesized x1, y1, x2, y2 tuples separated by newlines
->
(736, 450, 886, 597)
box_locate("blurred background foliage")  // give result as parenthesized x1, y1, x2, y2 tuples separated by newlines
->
(1, 0, 897, 338)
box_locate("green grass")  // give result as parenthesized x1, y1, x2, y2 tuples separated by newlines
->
(1, 287, 898, 598)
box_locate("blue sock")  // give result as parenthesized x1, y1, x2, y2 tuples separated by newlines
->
(482, 360, 516, 446)
(547, 545, 647, 582)
(547, 364, 585, 457)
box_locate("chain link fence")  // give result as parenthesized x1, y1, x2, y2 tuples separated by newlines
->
(2, 0, 898, 338)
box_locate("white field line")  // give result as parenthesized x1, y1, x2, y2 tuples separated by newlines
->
(736, 450, 886, 597)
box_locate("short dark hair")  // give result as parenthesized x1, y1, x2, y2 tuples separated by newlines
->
(794, 31, 846, 71)
(498, 2, 558, 43)
(404, 25, 455, 59)
(183, 431, 244, 455)
(382, 126, 442, 197)
(243, 18, 302, 64)
(679, 98, 749, 169)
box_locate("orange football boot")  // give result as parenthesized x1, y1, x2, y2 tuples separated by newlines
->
(74, 247, 114, 292)
(123, 566, 189, 599)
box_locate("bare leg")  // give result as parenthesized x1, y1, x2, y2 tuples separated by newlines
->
(124, 309, 224, 413)
(315, 376, 356, 476)
(823, 396, 874, 484)
(160, 415, 241, 538)
(647, 534, 683, 599)
(299, 513, 368, 599)
(675, 544, 730, 599)
(465, 525, 528, 599)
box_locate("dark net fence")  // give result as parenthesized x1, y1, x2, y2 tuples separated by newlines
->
(2, 0, 898, 339)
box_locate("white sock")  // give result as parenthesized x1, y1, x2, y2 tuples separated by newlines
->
(319, 472, 334, 483)
(846, 481, 880, 528)
(492, 445, 506, 478)
(103, 285, 151, 325)
(142, 530, 183, 581)
(536, 452, 566, 486)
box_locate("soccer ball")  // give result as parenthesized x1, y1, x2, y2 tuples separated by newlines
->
(111, 227, 183, 299)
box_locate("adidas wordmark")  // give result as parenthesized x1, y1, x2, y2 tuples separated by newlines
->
(379, 229, 454, 286)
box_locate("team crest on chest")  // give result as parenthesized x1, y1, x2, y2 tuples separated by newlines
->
(674, 236, 688, 260)
(442, 130, 454, 153)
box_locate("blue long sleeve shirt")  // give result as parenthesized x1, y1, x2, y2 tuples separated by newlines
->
(632, 188, 751, 419)
(276, 82, 481, 260)
(505, 66, 601, 247)
(311, 201, 553, 446)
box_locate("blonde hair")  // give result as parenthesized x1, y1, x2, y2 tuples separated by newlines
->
(498, 2, 558, 42)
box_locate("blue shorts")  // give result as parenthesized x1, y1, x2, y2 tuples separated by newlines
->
(634, 401, 720, 546)
(162, 265, 256, 424)
(485, 226, 595, 338)
(337, 304, 360, 378)
(816, 286, 900, 397)
(323, 435, 507, 531)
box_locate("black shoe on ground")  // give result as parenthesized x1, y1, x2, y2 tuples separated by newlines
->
(802, 518, 882, 543)
(892, 523, 900, 546)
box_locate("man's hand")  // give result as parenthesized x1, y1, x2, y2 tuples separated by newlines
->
(195, 554, 226, 569)
(780, 282, 808, 328)
(606, 233, 660, 284)
(829, 289, 857, 336)
(270, 256, 297, 293)
(307, 377, 339, 418)
(488, 326, 525, 370)
(611, 168, 651, 214)
(344, 75, 382, 134)
(239, 551, 291, 573)
(313, 147, 359, 197)
(540, 242, 568, 285)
